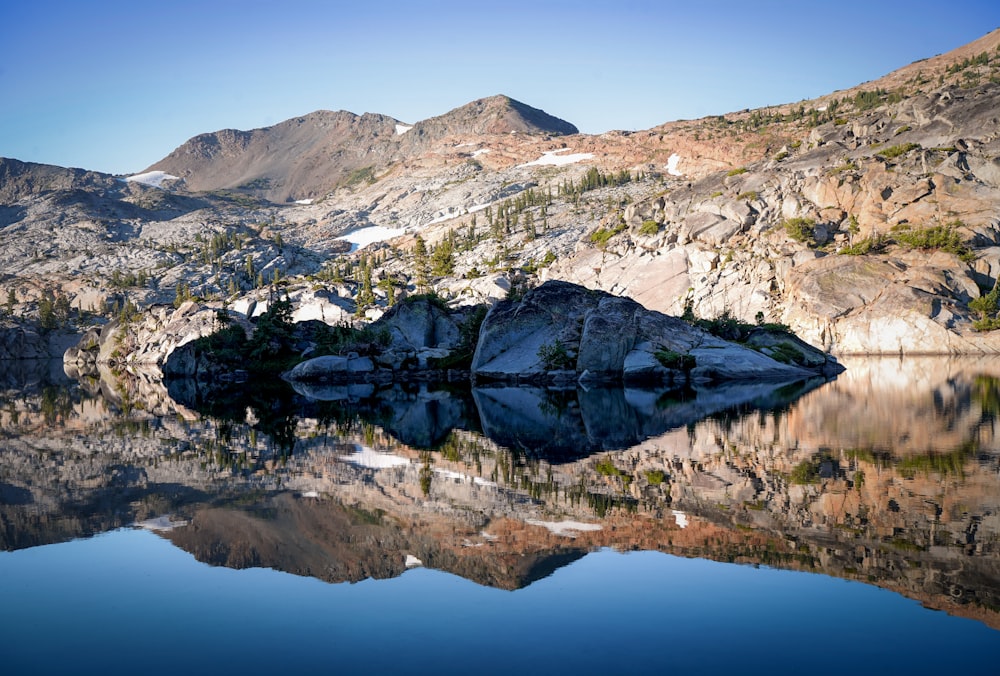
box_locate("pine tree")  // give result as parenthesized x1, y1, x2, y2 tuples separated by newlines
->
(413, 235, 430, 293)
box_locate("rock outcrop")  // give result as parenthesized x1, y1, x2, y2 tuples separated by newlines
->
(471, 280, 839, 384)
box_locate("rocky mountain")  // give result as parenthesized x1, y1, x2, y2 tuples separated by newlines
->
(144, 95, 578, 203)
(1, 30, 1000, 358)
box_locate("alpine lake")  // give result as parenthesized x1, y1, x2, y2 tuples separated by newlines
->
(1, 355, 999, 675)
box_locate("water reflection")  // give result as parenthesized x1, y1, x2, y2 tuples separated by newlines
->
(1, 356, 999, 630)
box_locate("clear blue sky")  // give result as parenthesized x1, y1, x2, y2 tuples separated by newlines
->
(2, 0, 998, 175)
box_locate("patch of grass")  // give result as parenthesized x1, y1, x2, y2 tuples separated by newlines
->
(341, 165, 376, 188)
(709, 190, 724, 198)
(589, 222, 626, 248)
(726, 167, 748, 176)
(737, 190, 758, 201)
(831, 161, 859, 174)
(765, 341, 805, 365)
(877, 142, 920, 160)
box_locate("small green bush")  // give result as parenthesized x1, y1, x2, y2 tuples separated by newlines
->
(538, 340, 573, 370)
(589, 223, 626, 248)
(726, 167, 748, 177)
(783, 217, 815, 243)
(645, 470, 666, 485)
(789, 459, 821, 485)
(891, 222, 973, 261)
(654, 349, 696, 371)
(970, 279, 1000, 331)
(839, 235, 887, 255)
(639, 220, 660, 236)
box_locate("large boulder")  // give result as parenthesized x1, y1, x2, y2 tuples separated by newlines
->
(471, 280, 837, 384)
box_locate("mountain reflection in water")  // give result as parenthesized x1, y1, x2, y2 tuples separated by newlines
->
(1, 356, 998, 631)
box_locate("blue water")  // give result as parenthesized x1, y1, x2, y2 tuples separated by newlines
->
(1, 529, 997, 675)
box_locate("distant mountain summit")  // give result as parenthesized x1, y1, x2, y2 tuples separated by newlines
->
(144, 95, 577, 203)
(409, 95, 579, 137)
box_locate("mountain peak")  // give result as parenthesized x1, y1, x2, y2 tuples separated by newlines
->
(412, 95, 578, 137)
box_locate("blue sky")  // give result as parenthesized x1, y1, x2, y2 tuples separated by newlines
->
(2, 0, 998, 175)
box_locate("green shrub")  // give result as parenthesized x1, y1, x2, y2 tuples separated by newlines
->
(596, 457, 631, 484)
(737, 190, 758, 201)
(538, 340, 573, 370)
(726, 167, 748, 177)
(654, 348, 696, 371)
(645, 470, 666, 485)
(891, 222, 973, 261)
(839, 235, 886, 255)
(589, 222, 626, 248)
(783, 217, 815, 243)
(789, 459, 821, 485)
(639, 220, 660, 236)
(766, 342, 804, 365)
(970, 279, 1000, 331)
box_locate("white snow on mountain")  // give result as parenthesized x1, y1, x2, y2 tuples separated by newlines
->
(666, 153, 683, 176)
(519, 149, 593, 167)
(124, 170, 179, 188)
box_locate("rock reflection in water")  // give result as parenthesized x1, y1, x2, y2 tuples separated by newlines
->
(2, 357, 999, 630)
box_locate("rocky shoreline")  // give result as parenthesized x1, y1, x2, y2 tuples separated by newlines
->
(64, 280, 842, 390)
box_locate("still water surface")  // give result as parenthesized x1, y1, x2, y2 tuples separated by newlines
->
(1, 356, 999, 674)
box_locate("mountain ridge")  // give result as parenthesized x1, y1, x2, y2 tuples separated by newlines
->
(144, 94, 578, 202)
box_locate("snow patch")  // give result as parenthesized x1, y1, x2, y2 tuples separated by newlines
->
(301, 491, 320, 498)
(519, 149, 593, 167)
(133, 515, 188, 532)
(396, 124, 413, 135)
(340, 446, 410, 469)
(433, 468, 497, 487)
(666, 153, 683, 176)
(124, 170, 179, 188)
(336, 225, 407, 250)
(672, 510, 689, 529)
(294, 198, 314, 205)
(525, 519, 602, 538)
(471, 148, 491, 157)
(405, 554, 423, 567)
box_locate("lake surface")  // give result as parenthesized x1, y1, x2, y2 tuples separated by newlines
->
(1, 356, 999, 674)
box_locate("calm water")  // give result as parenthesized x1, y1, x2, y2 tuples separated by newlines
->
(1, 356, 999, 674)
